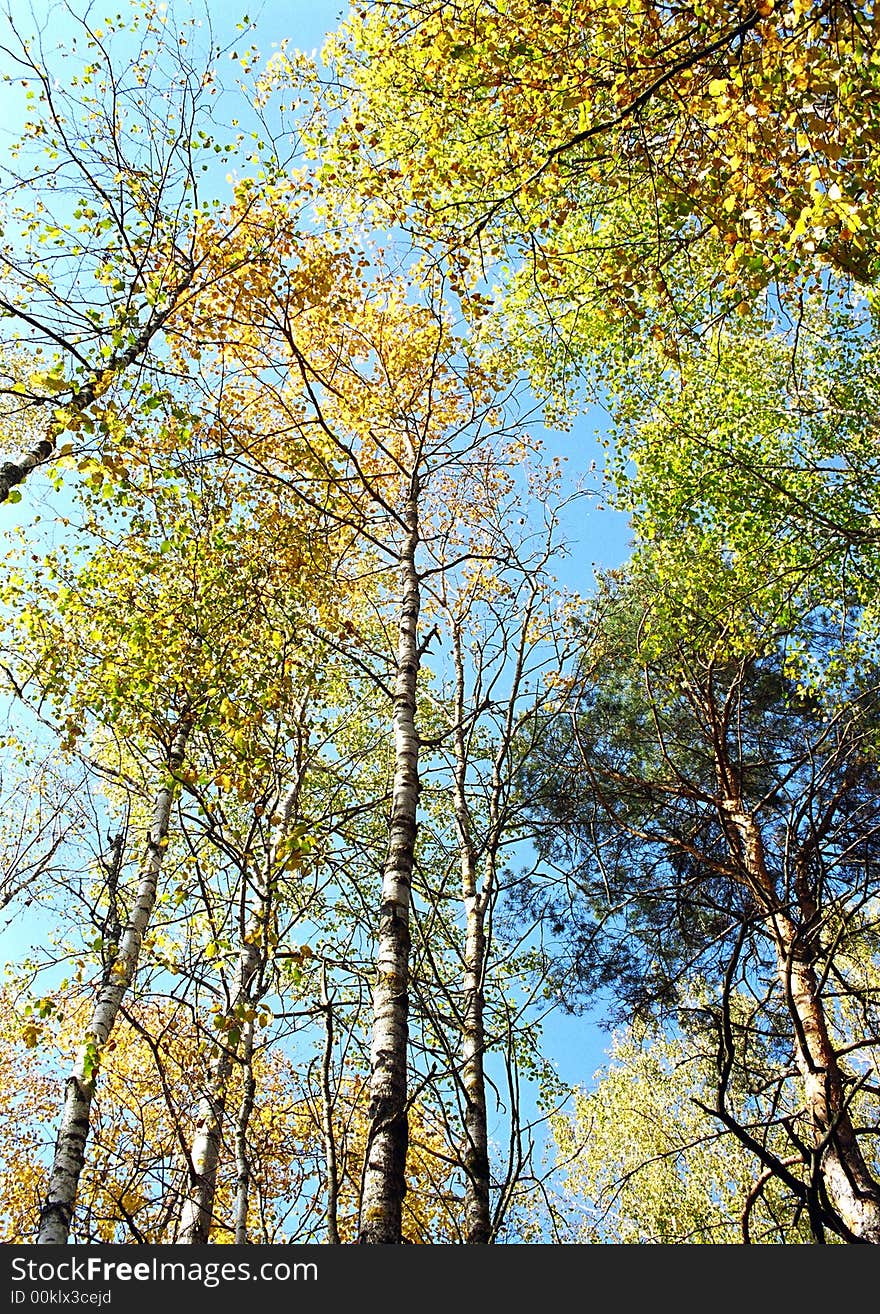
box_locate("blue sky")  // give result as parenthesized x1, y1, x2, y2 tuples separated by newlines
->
(0, 0, 633, 584)
(255, 2, 630, 1111)
(0, 0, 632, 1175)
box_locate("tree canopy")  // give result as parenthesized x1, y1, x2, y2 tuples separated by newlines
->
(1, 0, 880, 1248)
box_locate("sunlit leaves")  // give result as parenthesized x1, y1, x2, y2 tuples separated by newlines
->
(323, 0, 880, 354)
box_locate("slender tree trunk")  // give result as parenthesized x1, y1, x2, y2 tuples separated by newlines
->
(725, 802, 880, 1242)
(178, 939, 260, 1243)
(319, 962, 341, 1244)
(233, 1016, 257, 1245)
(37, 718, 191, 1244)
(175, 1053, 232, 1243)
(359, 490, 421, 1244)
(449, 624, 492, 1244)
(447, 588, 540, 1245)
(0, 439, 55, 503)
(461, 881, 491, 1243)
(232, 748, 307, 1243)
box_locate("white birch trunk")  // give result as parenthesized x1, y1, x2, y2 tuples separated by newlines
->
(233, 1016, 257, 1245)
(461, 883, 491, 1243)
(449, 596, 535, 1244)
(37, 718, 191, 1244)
(359, 491, 421, 1244)
(0, 439, 55, 502)
(177, 939, 260, 1243)
(319, 963, 341, 1244)
(450, 627, 492, 1244)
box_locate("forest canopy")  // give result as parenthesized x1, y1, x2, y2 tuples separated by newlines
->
(1, 0, 880, 1246)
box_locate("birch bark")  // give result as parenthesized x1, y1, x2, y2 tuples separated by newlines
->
(448, 583, 539, 1244)
(450, 626, 492, 1244)
(1, 288, 194, 506)
(460, 879, 491, 1243)
(182, 745, 305, 1242)
(232, 1016, 257, 1245)
(37, 717, 191, 1244)
(319, 962, 341, 1244)
(177, 939, 260, 1243)
(358, 486, 421, 1244)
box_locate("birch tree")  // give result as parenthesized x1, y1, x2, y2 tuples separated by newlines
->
(0, 984, 334, 1244)
(0, 446, 355, 1240)
(325, 0, 880, 344)
(409, 461, 580, 1243)
(34, 717, 192, 1243)
(0, 2, 306, 509)
(164, 203, 555, 1238)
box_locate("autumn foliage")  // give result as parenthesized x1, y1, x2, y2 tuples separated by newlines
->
(1, 0, 880, 1247)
